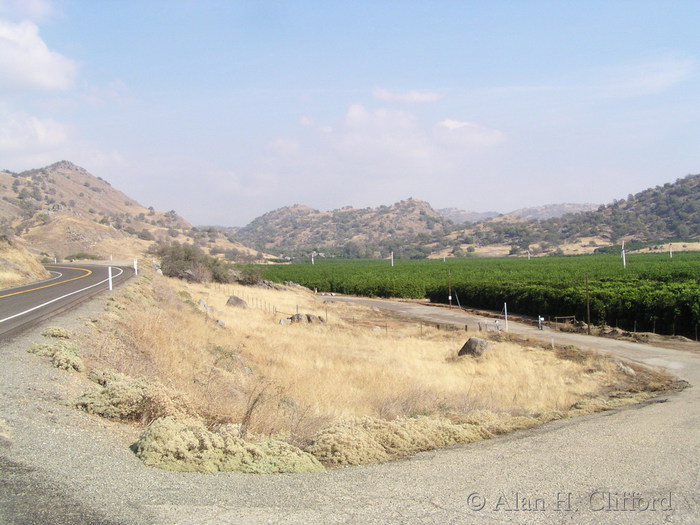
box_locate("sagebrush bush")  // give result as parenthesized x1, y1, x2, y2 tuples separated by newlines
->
(75, 369, 196, 424)
(133, 417, 324, 473)
(28, 341, 84, 372)
(41, 326, 72, 339)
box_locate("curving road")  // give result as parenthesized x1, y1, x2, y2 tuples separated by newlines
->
(0, 263, 132, 340)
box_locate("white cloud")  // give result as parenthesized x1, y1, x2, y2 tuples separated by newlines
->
(0, 110, 68, 151)
(333, 104, 433, 164)
(600, 58, 695, 97)
(83, 79, 130, 106)
(372, 87, 442, 103)
(265, 137, 301, 157)
(436, 119, 506, 147)
(0, 0, 54, 21)
(0, 18, 77, 91)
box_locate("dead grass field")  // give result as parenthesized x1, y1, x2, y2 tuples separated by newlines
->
(66, 268, 676, 472)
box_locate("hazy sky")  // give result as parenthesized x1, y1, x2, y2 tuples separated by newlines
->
(1, 1, 699, 226)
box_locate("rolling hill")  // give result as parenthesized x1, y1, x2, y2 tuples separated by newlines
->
(233, 174, 700, 258)
(0, 161, 260, 261)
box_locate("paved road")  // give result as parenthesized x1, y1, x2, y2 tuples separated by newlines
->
(0, 294, 698, 524)
(0, 264, 132, 340)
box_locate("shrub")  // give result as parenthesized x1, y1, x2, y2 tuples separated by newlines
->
(152, 242, 233, 283)
(75, 369, 195, 424)
(28, 341, 84, 372)
(133, 417, 324, 473)
(41, 326, 72, 339)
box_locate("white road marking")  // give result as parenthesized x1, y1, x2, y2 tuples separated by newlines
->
(0, 267, 124, 324)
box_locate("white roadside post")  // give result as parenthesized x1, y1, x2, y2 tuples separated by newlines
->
(108, 266, 113, 291)
(504, 302, 509, 332)
(621, 241, 627, 269)
(134, 258, 138, 275)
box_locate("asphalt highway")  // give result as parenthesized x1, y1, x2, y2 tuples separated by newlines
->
(0, 264, 133, 340)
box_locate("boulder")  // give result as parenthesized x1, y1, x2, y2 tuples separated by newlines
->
(458, 337, 490, 358)
(226, 296, 248, 308)
(281, 313, 326, 324)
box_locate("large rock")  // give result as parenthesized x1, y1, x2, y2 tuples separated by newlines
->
(226, 295, 248, 308)
(458, 337, 490, 357)
(281, 313, 326, 324)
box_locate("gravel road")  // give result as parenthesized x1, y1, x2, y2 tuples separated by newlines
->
(1, 293, 698, 525)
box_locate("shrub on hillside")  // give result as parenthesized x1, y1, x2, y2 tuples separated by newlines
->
(152, 242, 233, 283)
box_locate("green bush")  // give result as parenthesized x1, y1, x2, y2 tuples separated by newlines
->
(152, 242, 233, 283)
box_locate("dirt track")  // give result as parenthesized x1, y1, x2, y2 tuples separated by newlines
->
(1, 294, 698, 524)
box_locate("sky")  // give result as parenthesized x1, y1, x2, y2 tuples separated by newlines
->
(1, 0, 699, 226)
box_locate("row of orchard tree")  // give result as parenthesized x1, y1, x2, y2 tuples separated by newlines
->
(260, 253, 700, 339)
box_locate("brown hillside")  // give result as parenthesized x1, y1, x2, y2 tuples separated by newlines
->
(0, 234, 50, 288)
(0, 161, 261, 261)
(235, 198, 454, 257)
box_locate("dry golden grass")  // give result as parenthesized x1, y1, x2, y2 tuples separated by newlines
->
(0, 236, 50, 288)
(75, 269, 676, 469)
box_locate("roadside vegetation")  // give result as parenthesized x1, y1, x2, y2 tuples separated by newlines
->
(36, 267, 679, 473)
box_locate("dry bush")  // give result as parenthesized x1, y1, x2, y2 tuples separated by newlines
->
(42, 326, 72, 339)
(306, 416, 493, 466)
(28, 341, 84, 372)
(133, 417, 323, 473)
(75, 369, 197, 424)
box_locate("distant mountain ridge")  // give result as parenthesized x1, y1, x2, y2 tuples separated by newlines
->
(437, 208, 499, 223)
(437, 203, 599, 223)
(235, 198, 454, 258)
(3, 161, 697, 261)
(234, 174, 700, 258)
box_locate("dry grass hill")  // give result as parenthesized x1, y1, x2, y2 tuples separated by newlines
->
(0, 234, 50, 288)
(0, 161, 260, 262)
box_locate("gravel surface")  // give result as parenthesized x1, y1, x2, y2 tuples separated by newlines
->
(1, 293, 699, 524)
